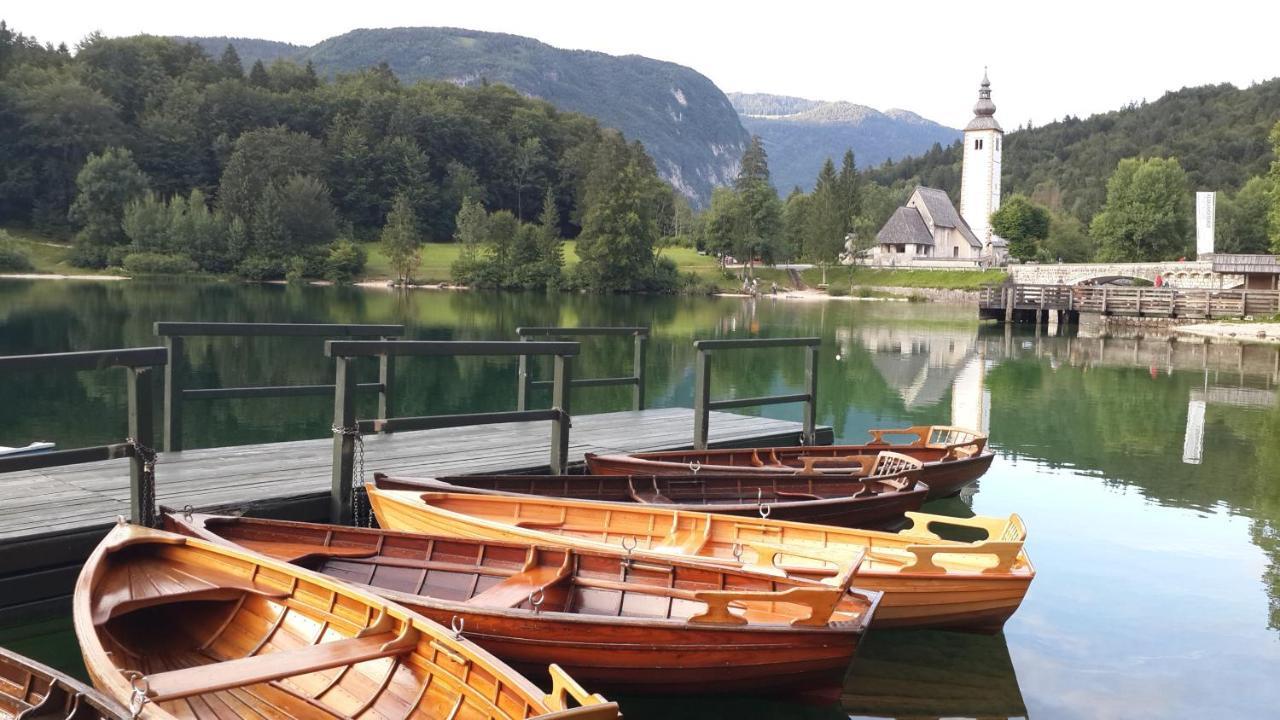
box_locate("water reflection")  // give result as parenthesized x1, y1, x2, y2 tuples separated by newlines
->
(4, 281, 1280, 716)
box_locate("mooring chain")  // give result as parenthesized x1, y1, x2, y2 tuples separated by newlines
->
(332, 424, 369, 527)
(126, 437, 158, 527)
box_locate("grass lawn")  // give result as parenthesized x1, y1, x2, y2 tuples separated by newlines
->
(842, 267, 1007, 290)
(0, 228, 95, 275)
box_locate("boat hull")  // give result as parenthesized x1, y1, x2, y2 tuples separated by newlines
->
(366, 487, 1033, 633)
(585, 447, 996, 500)
(0, 646, 127, 720)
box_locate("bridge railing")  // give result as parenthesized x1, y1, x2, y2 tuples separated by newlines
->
(155, 322, 405, 451)
(982, 284, 1280, 319)
(691, 337, 820, 450)
(0, 348, 167, 526)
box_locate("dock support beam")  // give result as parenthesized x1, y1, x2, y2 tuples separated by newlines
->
(1004, 286, 1015, 323)
(330, 356, 356, 524)
(633, 332, 648, 411)
(551, 354, 572, 473)
(693, 349, 712, 450)
(162, 336, 183, 452)
(803, 345, 818, 446)
(127, 366, 156, 527)
(378, 336, 395, 431)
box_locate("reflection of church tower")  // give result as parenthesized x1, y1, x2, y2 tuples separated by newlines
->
(960, 70, 1004, 254)
(951, 354, 990, 434)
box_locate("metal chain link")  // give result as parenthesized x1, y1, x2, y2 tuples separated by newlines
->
(332, 424, 368, 526)
(127, 437, 158, 527)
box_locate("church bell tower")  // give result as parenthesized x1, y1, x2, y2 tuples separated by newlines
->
(960, 70, 1003, 251)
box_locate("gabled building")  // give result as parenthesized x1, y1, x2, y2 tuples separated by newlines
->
(870, 71, 1009, 266)
(874, 187, 983, 261)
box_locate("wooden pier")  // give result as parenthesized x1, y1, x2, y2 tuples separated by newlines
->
(0, 325, 831, 625)
(978, 284, 1280, 323)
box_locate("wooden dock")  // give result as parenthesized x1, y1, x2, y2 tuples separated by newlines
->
(0, 407, 830, 624)
(978, 284, 1280, 323)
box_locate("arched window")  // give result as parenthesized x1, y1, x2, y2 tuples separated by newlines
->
(974, 138, 983, 150)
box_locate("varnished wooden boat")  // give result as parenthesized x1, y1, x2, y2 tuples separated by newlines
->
(374, 451, 927, 530)
(165, 512, 881, 695)
(74, 521, 619, 720)
(0, 646, 127, 720)
(585, 425, 994, 499)
(362, 486, 1033, 632)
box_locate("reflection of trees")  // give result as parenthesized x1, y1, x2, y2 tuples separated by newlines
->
(843, 629, 1026, 719)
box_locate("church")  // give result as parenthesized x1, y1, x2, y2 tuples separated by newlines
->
(870, 72, 1008, 266)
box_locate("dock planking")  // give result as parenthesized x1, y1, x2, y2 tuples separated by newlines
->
(0, 407, 830, 623)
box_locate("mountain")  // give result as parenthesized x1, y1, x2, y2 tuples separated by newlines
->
(185, 28, 749, 205)
(727, 92, 961, 193)
(865, 79, 1280, 222)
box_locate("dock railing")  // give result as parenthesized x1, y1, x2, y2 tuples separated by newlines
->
(0, 347, 167, 526)
(515, 326, 648, 411)
(691, 337, 821, 450)
(325, 339, 579, 522)
(154, 322, 404, 451)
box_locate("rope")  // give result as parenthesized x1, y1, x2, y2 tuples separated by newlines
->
(332, 424, 368, 527)
(126, 437, 158, 527)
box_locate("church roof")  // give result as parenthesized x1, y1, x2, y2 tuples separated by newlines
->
(876, 207, 934, 246)
(913, 187, 983, 249)
(964, 116, 1003, 132)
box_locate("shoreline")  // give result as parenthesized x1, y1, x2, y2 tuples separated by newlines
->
(0, 272, 982, 304)
(1173, 322, 1280, 345)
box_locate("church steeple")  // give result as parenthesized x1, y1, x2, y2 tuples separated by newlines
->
(960, 69, 1005, 258)
(965, 69, 1002, 132)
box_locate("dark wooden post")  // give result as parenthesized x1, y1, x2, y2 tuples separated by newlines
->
(378, 335, 395, 432)
(161, 335, 183, 452)
(1003, 286, 1015, 323)
(693, 348, 711, 450)
(127, 366, 156, 527)
(517, 336, 531, 412)
(550, 353, 572, 473)
(330, 355, 357, 523)
(803, 344, 818, 445)
(632, 332, 647, 411)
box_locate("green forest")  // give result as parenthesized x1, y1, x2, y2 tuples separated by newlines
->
(0, 22, 690, 290)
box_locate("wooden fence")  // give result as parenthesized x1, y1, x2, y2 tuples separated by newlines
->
(515, 326, 648, 411)
(692, 337, 820, 450)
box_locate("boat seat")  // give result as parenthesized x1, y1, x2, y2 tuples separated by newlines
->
(626, 478, 673, 504)
(92, 557, 289, 626)
(141, 630, 408, 702)
(653, 528, 708, 554)
(466, 565, 568, 609)
(235, 539, 378, 564)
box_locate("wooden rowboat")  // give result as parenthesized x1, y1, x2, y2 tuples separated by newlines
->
(0, 646, 127, 720)
(165, 512, 881, 696)
(74, 521, 619, 720)
(374, 451, 927, 530)
(585, 425, 994, 499)
(362, 486, 1034, 632)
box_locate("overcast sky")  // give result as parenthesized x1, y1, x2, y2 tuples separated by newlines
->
(7, 0, 1279, 129)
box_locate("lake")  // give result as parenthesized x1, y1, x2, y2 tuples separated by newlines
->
(1, 278, 1278, 719)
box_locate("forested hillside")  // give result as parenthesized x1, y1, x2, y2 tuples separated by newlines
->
(728, 92, 959, 193)
(866, 79, 1280, 223)
(185, 27, 750, 206)
(0, 22, 682, 290)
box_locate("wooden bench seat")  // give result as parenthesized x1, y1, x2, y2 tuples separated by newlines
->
(92, 557, 289, 626)
(465, 566, 568, 609)
(142, 631, 404, 702)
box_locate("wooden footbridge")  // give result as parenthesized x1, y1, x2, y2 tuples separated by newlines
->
(0, 324, 830, 625)
(979, 284, 1280, 323)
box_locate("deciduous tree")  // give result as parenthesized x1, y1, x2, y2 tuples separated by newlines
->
(991, 194, 1050, 261)
(380, 192, 420, 284)
(1091, 157, 1191, 261)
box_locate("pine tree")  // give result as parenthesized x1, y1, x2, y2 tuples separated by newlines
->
(536, 188, 564, 284)
(380, 192, 420, 284)
(837, 149, 861, 222)
(808, 158, 847, 269)
(218, 44, 243, 79)
(247, 60, 269, 87)
(735, 136, 771, 191)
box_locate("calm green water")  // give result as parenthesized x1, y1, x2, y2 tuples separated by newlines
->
(2, 279, 1279, 719)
